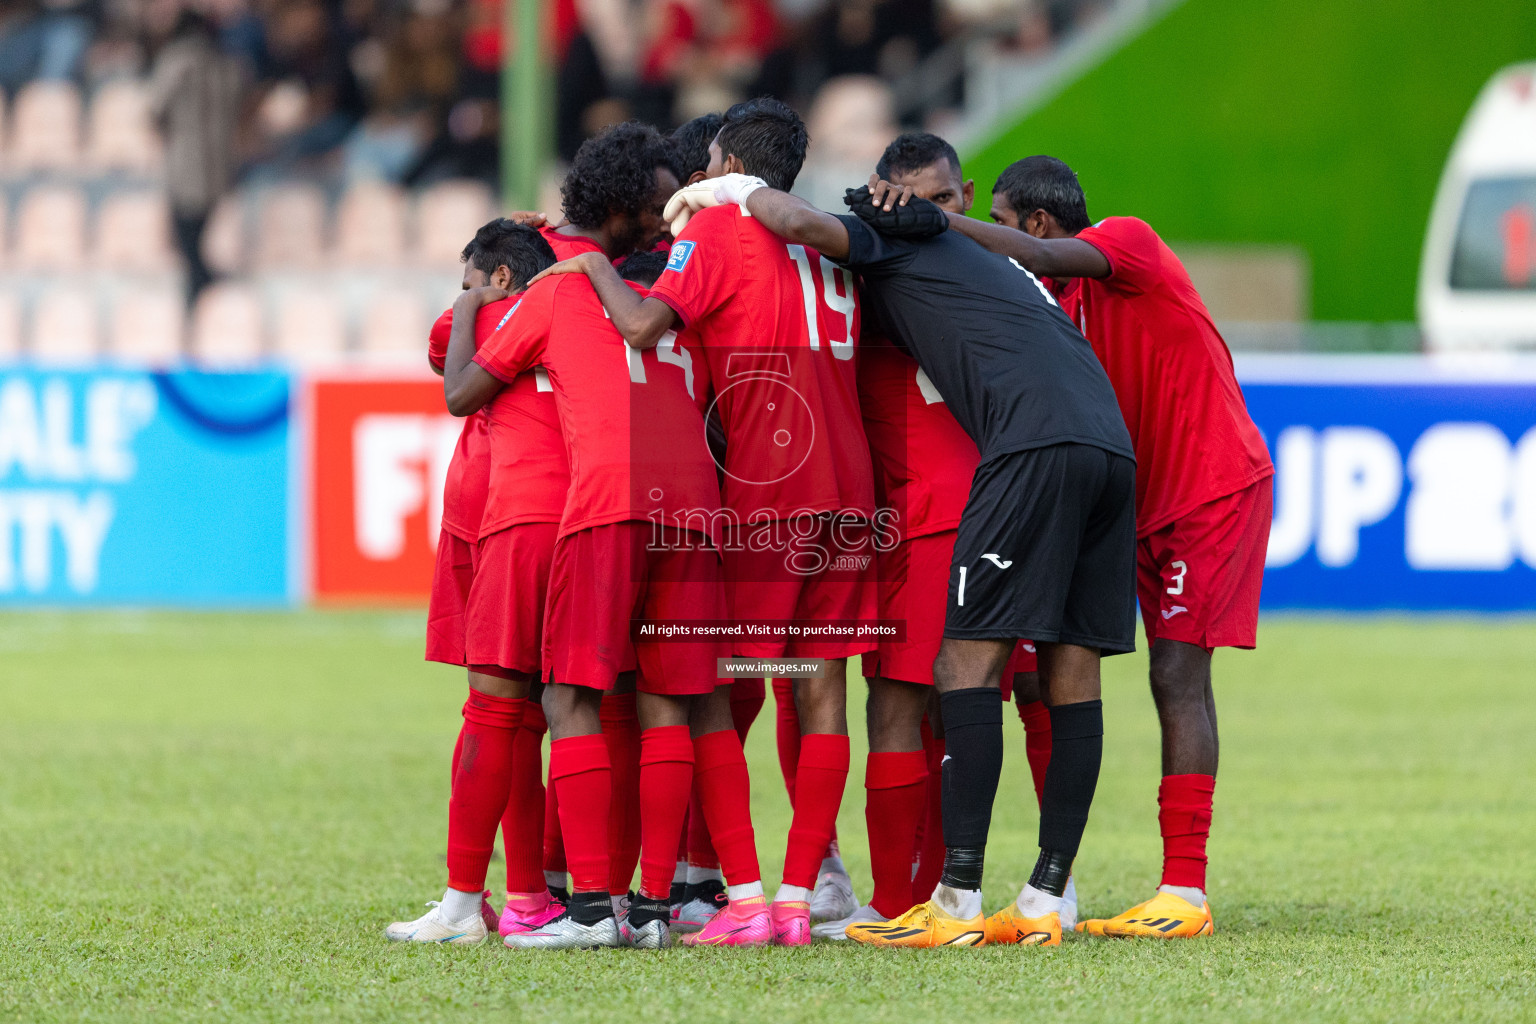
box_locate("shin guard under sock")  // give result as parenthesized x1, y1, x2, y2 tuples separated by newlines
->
(692, 728, 761, 885)
(502, 701, 547, 894)
(549, 734, 611, 893)
(938, 689, 1004, 855)
(445, 692, 524, 892)
(1038, 699, 1103, 856)
(600, 693, 641, 894)
(638, 725, 695, 900)
(1159, 773, 1215, 891)
(864, 750, 928, 918)
(912, 724, 946, 903)
(781, 733, 850, 889)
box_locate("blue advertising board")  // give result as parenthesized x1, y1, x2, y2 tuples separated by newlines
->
(1239, 356, 1536, 611)
(0, 366, 292, 605)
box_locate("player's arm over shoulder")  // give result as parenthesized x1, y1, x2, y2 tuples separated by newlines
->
(1074, 216, 1162, 291)
(443, 282, 549, 415)
(943, 212, 1110, 281)
(739, 186, 851, 261)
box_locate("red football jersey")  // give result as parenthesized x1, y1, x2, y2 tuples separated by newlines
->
(456, 296, 570, 536)
(428, 306, 498, 542)
(540, 226, 605, 262)
(1056, 217, 1273, 535)
(477, 276, 721, 541)
(856, 335, 978, 541)
(648, 205, 874, 521)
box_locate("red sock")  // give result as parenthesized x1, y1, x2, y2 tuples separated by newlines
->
(543, 771, 566, 882)
(912, 725, 945, 904)
(865, 751, 928, 919)
(731, 678, 766, 740)
(502, 700, 547, 894)
(445, 691, 524, 892)
(638, 725, 694, 900)
(1159, 774, 1216, 891)
(772, 678, 799, 804)
(1018, 699, 1052, 807)
(600, 693, 641, 894)
(693, 728, 761, 885)
(687, 785, 718, 868)
(450, 729, 465, 786)
(550, 734, 610, 893)
(782, 733, 849, 889)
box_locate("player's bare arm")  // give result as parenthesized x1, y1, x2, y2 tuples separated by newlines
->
(943, 213, 1110, 280)
(530, 250, 678, 350)
(442, 285, 508, 416)
(739, 185, 852, 260)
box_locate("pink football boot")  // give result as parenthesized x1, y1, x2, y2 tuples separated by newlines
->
(498, 891, 564, 937)
(680, 896, 771, 947)
(770, 900, 812, 946)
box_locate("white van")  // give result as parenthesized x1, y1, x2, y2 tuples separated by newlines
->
(1419, 63, 1536, 351)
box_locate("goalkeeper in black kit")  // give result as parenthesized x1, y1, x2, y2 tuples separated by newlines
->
(664, 172, 1137, 948)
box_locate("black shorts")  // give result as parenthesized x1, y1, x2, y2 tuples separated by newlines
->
(945, 443, 1136, 654)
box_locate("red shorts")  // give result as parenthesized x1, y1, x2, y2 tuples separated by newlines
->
(860, 530, 949, 686)
(723, 515, 878, 659)
(1137, 478, 1272, 651)
(998, 641, 1038, 702)
(543, 522, 725, 695)
(859, 531, 1041, 688)
(463, 522, 560, 675)
(425, 529, 478, 666)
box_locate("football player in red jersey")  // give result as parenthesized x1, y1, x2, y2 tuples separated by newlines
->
(533, 123, 692, 919)
(531, 98, 878, 946)
(385, 220, 562, 946)
(946, 156, 1275, 938)
(445, 239, 771, 949)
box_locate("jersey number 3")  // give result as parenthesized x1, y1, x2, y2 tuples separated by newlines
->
(786, 244, 855, 359)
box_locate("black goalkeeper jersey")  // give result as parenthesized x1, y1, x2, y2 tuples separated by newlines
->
(836, 215, 1133, 466)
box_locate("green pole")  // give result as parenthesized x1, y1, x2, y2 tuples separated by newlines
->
(502, 0, 551, 211)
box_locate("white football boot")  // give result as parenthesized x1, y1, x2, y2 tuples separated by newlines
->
(385, 901, 488, 945)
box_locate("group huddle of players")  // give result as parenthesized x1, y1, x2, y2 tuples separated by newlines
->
(385, 96, 1274, 950)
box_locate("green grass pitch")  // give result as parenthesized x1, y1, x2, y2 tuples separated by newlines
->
(1, 611, 1533, 1022)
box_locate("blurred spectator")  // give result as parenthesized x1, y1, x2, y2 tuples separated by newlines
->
(144, 8, 243, 303)
(0, 0, 94, 90)
(244, 0, 365, 178)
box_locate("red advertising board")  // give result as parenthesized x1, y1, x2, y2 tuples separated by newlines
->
(309, 374, 460, 602)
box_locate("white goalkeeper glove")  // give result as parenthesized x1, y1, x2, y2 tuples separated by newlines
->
(663, 174, 769, 236)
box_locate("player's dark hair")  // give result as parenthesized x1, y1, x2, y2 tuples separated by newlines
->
(615, 249, 670, 287)
(715, 96, 808, 193)
(875, 132, 961, 182)
(561, 121, 681, 230)
(460, 219, 557, 289)
(669, 112, 724, 179)
(992, 155, 1091, 233)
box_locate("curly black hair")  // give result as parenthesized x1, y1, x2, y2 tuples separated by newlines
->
(560, 121, 680, 230)
(669, 112, 724, 180)
(715, 97, 807, 193)
(460, 219, 557, 289)
(876, 132, 961, 182)
(992, 156, 1091, 234)
(615, 249, 670, 287)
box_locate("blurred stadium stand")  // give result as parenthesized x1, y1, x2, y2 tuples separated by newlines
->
(4, 0, 1388, 365)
